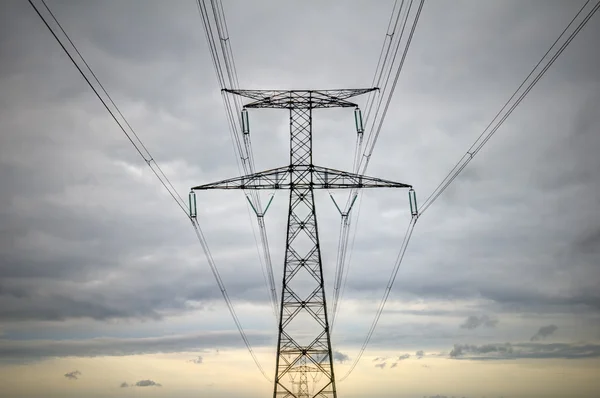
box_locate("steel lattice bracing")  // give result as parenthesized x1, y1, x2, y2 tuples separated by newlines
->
(192, 165, 412, 191)
(274, 105, 336, 398)
(223, 88, 377, 109)
(192, 89, 411, 398)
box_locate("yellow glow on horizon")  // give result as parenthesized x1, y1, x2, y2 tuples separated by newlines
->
(0, 350, 598, 397)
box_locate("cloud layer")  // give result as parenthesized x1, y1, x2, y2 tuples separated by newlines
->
(531, 324, 558, 341)
(0, 331, 270, 360)
(460, 315, 498, 329)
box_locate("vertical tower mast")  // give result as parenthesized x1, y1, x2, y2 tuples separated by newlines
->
(276, 97, 336, 398)
(192, 88, 412, 398)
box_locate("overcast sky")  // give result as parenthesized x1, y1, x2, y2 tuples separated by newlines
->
(1, 0, 599, 397)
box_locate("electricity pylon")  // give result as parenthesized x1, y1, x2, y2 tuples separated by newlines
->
(192, 89, 412, 398)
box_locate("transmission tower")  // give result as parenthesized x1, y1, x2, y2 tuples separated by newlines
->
(192, 89, 412, 398)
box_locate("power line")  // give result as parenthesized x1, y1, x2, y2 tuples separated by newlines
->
(340, 0, 600, 381)
(419, 0, 599, 215)
(330, 0, 425, 329)
(339, 216, 418, 381)
(359, 0, 426, 175)
(189, 219, 272, 381)
(28, 0, 189, 215)
(28, 0, 271, 382)
(196, 0, 279, 319)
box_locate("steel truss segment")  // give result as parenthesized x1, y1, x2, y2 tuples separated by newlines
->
(223, 88, 377, 109)
(270, 106, 337, 398)
(191, 164, 411, 190)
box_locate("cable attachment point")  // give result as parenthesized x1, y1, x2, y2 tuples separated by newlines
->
(329, 193, 359, 217)
(246, 193, 275, 217)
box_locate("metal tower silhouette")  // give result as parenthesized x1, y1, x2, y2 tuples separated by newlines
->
(192, 88, 412, 398)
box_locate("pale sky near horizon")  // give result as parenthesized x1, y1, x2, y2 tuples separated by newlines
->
(0, 0, 599, 397)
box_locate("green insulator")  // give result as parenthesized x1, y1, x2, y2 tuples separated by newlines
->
(189, 190, 197, 218)
(409, 189, 418, 216)
(241, 108, 250, 134)
(354, 107, 364, 134)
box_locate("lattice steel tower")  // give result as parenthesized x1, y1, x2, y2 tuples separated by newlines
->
(192, 89, 412, 398)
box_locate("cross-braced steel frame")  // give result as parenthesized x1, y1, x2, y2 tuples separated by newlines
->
(193, 89, 411, 398)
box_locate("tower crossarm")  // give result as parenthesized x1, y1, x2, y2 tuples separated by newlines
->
(192, 164, 411, 191)
(223, 88, 377, 109)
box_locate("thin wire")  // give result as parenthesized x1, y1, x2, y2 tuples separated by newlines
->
(190, 219, 272, 381)
(332, 0, 411, 324)
(340, 0, 600, 381)
(196, 0, 279, 317)
(39, 0, 189, 210)
(359, 0, 426, 175)
(29, 0, 271, 382)
(339, 216, 418, 381)
(28, 0, 189, 215)
(419, 0, 599, 215)
(331, 0, 425, 328)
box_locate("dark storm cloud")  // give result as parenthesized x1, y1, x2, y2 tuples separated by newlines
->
(530, 325, 558, 341)
(0, 331, 272, 360)
(64, 370, 81, 380)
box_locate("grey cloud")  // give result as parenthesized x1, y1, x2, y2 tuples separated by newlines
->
(531, 324, 558, 341)
(333, 351, 349, 363)
(416, 350, 424, 358)
(512, 342, 600, 360)
(120, 382, 129, 388)
(374, 362, 386, 369)
(135, 379, 162, 387)
(398, 353, 410, 360)
(189, 355, 203, 364)
(0, 331, 272, 360)
(573, 224, 600, 254)
(449, 345, 464, 358)
(448, 342, 600, 360)
(390, 362, 397, 368)
(372, 356, 388, 362)
(423, 396, 464, 398)
(449, 343, 513, 358)
(460, 315, 498, 329)
(64, 370, 81, 380)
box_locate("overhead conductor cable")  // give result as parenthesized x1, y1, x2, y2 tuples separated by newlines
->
(29, 0, 271, 382)
(340, 0, 599, 381)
